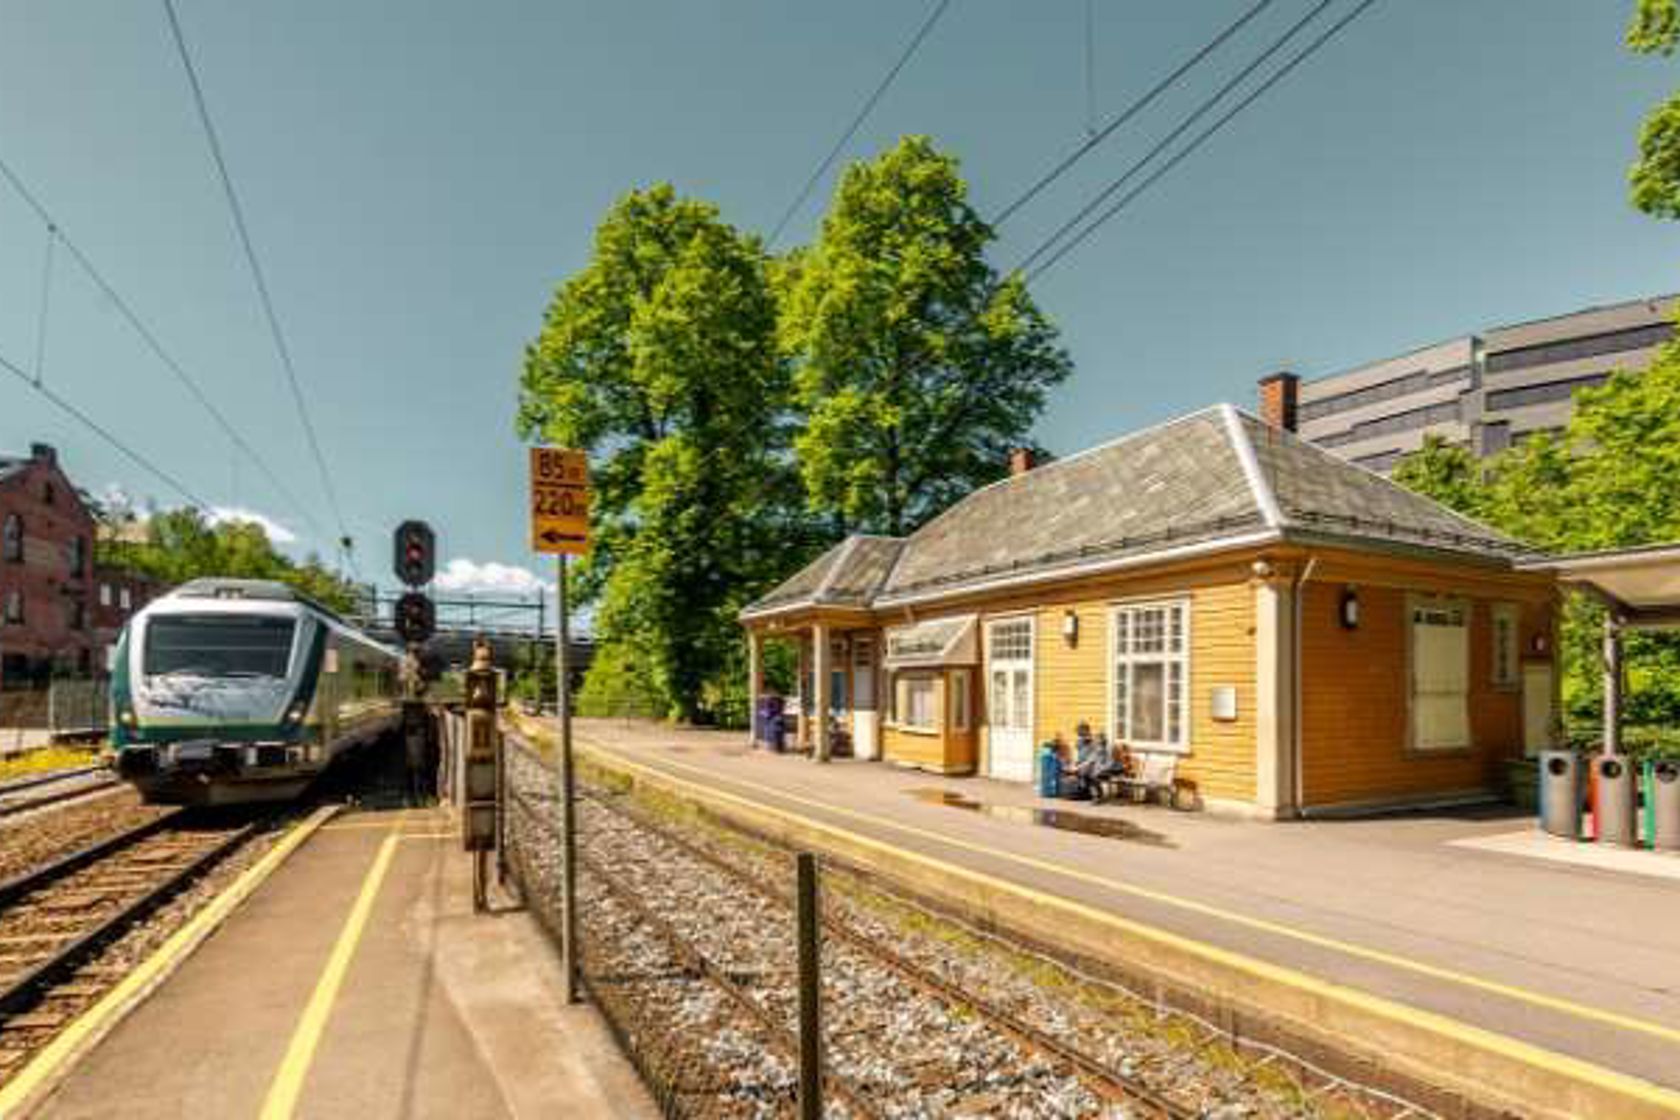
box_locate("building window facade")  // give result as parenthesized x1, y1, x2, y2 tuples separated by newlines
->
(120, 587, 132, 610)
(950, 670, 971, 732)
(896, 674, 939, 731)
(1491, 603, 1520, 690)
(1410, 599, 1470, 750)
(1110, 599, 1190, 752)
(69, 536, 87, 579)
(100, 583, 113, 607)
(2, 515, 21, 562)
(3, 589, 21, 625)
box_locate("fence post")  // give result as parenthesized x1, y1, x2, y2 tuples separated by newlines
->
(796, 852, 823, 1120)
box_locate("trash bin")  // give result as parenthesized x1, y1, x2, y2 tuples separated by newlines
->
(1592, 753, 1638, 847)
(754, 696, 784, 750)
(1036, 743, 1062, 798)
(766, 713, 787, 753)
(1648, 759, 1680, 851)
(1537, 750, 1581, 840)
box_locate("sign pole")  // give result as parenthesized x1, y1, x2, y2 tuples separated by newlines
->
(557, 551, 579, 1005)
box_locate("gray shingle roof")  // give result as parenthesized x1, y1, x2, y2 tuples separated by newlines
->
(744, 404, 1532, 618)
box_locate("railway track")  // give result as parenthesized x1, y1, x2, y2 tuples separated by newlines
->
(502, 732, 1424, 1119)
(0, 766, 121, 820)
(502, 737, 1188, 1118)
(0, 808, 260, 1081)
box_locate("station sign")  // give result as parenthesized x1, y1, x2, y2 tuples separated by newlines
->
(529, 447, 590, 555)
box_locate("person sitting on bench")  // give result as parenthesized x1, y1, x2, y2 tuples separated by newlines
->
(1068, 723, 1115, 799)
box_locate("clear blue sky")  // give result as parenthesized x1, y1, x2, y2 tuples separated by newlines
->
(1, 1, 1675, 599)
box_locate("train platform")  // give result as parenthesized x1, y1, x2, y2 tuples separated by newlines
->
(543, 716, 1680, 1116)
(22, 802, 655, 1120)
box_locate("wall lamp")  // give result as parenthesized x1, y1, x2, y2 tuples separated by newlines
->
(1338, 587, 1361, 630)
(1062, 609, 1079, 647)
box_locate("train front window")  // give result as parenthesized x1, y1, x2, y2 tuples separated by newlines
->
(144, 615, 297, 678)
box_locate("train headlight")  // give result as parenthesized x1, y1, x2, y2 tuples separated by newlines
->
(285, 703, 307, 725)
(118, 708, 137, 729)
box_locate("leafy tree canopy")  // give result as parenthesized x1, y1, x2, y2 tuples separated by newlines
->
(97, 508, 357, 614)
(517, 185, 806, 720)
(780, 137, 1072, 536)
(1628, 0, 1680, 218)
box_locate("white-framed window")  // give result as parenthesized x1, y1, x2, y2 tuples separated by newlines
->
(1110, 599, 1190, 752)
(897, 674, 939, 731)
(120, 587, 132, 610)
(2, 515, 21, 563)
(1411, 598, 1470, 751)
(100, 583, 113, 607)
(1491, 603, 1520, 690)
(2, 589, 21, 625)
(950, 670, 970, 731)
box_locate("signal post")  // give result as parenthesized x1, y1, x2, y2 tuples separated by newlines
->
(530, 446, 589, 1004)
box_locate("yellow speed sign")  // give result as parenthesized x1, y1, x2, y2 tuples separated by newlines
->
(529, 447, 589, 555)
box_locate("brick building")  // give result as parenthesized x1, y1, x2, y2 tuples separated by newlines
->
(0, 444, 153, 688)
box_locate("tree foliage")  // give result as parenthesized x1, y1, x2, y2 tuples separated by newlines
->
(1628, 0, 1680, 218)
(1393, 345, 1680, 736)
(779, 137, 1072, 535)
(97, 508, 357, 613)
(518, 186, 808, 721)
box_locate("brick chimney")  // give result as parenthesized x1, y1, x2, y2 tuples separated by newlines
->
(29, 443, 56, 466)
(1257, 372, 1299, 432)
(1008, 447, 1036, 476)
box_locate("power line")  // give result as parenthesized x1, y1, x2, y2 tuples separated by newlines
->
(0, 347, 210, 510)
(767, 0, 953, 246)
(160, 0, 350, 549)
(0, 153, 326, 540)
(1026, 0, 1381, 282)
(1014, 0, 1338, 277)
(993, 0, 1278, 227)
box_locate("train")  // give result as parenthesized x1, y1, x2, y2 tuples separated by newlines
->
(110, 578, 404, 805)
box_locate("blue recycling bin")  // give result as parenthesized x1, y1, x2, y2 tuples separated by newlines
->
(754, 696, 785, 749)
(1037, 744, 1062, 798)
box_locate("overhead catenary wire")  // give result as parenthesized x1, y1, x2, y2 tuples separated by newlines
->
(992, 0, 1279, 227)
(0, 153, 324, 540)
(766, 0, 953, 247)
(0, 347, 210, 511)
(1025, 0, 1381, 282)
(160, 0, 350, 551)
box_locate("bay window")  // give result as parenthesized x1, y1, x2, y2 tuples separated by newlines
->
(1110, 599, 1189, 752)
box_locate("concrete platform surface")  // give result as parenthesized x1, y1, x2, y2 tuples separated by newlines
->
(559, 717, 1680, 1096)
(35, 805, 655, 1120)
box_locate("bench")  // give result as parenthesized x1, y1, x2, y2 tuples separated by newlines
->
(1093, 751, 1179, 807)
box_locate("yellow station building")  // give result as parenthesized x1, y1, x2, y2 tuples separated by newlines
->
(741, 405, 1560, 819)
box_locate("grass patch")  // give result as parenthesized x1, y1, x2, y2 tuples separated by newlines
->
(0, 744, 106, 783)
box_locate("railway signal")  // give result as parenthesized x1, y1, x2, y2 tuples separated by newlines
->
(394, 590, 435, 644)
(393, 520, 436, 587)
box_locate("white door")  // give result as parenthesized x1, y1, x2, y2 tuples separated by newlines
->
(985, 618, 1035, 781)
(1522, 662, 1554, 756)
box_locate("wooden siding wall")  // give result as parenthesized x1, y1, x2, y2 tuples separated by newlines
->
(1299, 552, 1555, 808)
(953, 561, 1260, 804)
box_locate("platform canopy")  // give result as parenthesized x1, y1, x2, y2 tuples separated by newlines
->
(1520, 543, 1680, 628)
(883, 614, 978, 669)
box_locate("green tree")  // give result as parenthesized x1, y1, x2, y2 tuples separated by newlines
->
(1628, 0, 1680, 216)
(96, 507, 357, 614)
(517, 185, 805, 721)
(780, 137, 1072, 536)
(1389, 435, 1485, 518)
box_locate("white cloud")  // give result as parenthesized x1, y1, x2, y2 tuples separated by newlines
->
(208, 506, 298, 545)
(433, 557, 553, 597)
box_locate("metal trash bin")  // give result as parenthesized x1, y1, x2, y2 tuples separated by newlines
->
(1647, 760, 1680, 851)
(1592, 753, 1638, 847)
(1538, 750, 1581, 840)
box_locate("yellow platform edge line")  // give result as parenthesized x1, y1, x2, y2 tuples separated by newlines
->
(258, 828, 399, 1120)
(0, 803, 343, 1119)
(564, 733, 1680, 1115)
(579, 731, 1680, 1048)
